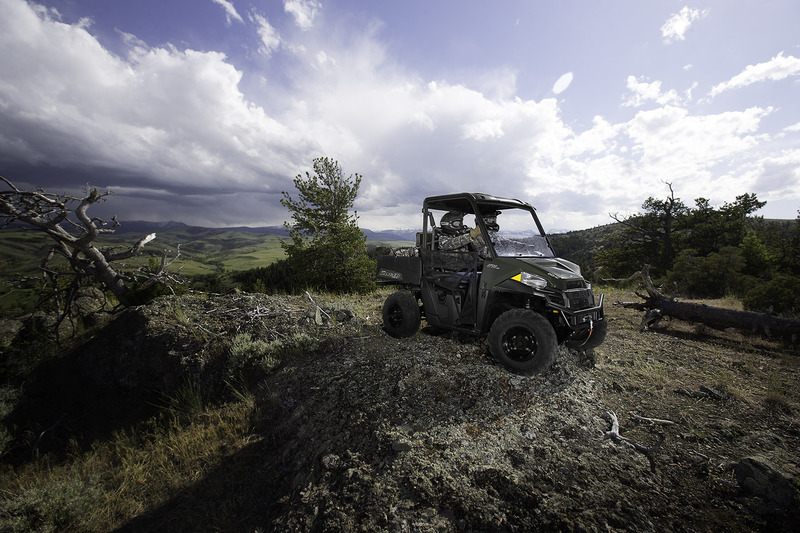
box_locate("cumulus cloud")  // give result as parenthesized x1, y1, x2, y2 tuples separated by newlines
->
(211, 0, 243, 25)
(751, 149, 800, 197)
(0, 0, 794, 230)
(661, 6, 707, 44)
(625, 105, 771, 179)
(710, 52, 800, 97)
(284, 0, 320, 30)
(565, 116, 621, 157)
(463, 119, 504, 141)
(0, 0, 315, 224)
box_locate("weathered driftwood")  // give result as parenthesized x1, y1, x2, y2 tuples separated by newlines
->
(603, 411, 664, 473)
(610, 266, 800, 342)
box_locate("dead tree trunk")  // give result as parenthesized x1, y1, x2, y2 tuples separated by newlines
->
(612, 266, 800, 343)
(1, 177, 179, 309)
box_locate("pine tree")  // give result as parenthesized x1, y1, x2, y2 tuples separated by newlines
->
(280, 157, 374, 293)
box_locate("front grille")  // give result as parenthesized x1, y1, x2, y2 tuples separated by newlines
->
(565, 288, 594, 310)
(565, 280, 585, 289)
(564, 310, 603, 326)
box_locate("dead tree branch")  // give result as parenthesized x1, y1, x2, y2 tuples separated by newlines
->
(604, 411, 664, 473)
(630, 413, 676, 426)
(675, 385, 728, 401)
(1, 177, 180, 310)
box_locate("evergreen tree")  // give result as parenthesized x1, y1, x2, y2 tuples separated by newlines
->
(604, 183, 688, 276)
(598, 185, 768, 285)
(758, 212, 800, 276)
(739, 229, 771, 277)
(280, 157, 375, 293)
(684, 193, 766, 256)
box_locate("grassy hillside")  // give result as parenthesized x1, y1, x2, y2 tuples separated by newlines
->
(0, 225, 413, 314)
(0, 226, 416, 279)
(0, 226, 286, 313)
(549, 222, 621, 277)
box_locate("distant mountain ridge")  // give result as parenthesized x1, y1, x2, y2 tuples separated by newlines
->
(114, 221, 415, 242)
(112, 221, 590, 241)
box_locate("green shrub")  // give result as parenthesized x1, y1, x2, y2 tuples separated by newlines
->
(283, 332, 318, 358)
(227, 333, 281, 379)
(189, 272, 234, 293)
(666, 246, 745, 297)
(743, 275, 800, 316)
(739, 229, 772, 277)
(226, 330, 320, 381)
(233, 259, 297, 294)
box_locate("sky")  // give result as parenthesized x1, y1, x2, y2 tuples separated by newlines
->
(1, 0, 799, 233)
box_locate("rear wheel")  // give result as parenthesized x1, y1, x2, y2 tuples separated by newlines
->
(382, 291, 421, 338)
(488, 309, 557, 375)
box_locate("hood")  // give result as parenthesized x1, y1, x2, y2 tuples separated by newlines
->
(518, 257, 583, 280)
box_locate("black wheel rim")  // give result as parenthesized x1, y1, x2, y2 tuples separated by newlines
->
(501, 326, 538, 362)
(387, 305, 404, 328)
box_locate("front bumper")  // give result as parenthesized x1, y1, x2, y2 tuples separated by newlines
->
(551, 293, 605, 348)
(552, 294, 605, 341)
(551, 293, 604, 329)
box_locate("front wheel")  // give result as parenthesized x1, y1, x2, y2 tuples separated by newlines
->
(382, 291, 421, 338)
(488, 309, 557, 375)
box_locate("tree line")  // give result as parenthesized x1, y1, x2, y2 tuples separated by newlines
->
(551, 183, 800, 316)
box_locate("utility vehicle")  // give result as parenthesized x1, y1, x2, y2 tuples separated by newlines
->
(376, 192, 605, 375)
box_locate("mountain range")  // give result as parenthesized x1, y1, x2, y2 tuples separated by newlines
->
(112, 220, 420, 242)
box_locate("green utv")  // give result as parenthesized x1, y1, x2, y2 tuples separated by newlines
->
(376, 192, 605, 375)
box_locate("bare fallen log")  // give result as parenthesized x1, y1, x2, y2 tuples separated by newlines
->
(609, 266, 800, 343)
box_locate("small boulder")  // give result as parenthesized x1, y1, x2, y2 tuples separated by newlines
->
(734, 456, 796, 510)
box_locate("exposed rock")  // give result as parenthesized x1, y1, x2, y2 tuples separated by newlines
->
(735, 456, 798, 518)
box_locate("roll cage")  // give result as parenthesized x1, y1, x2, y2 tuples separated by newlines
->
(420, 192, 556, 259)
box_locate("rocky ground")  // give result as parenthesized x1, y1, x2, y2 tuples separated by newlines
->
(3, 287, 800, 531)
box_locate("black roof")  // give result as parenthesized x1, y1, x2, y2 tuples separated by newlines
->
(423, 192, 534, 213)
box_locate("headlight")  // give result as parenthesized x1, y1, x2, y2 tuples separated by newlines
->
(511, 272, 548, 289)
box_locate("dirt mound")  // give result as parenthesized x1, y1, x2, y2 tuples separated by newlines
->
(260, 335, 650, 531)
(29, 291, 800, 531)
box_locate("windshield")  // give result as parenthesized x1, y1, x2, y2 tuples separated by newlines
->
(485, 208, 555, 258)
(430, 203, 555, 258)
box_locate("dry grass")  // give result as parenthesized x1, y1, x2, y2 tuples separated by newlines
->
(0, 388, 258, 532)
